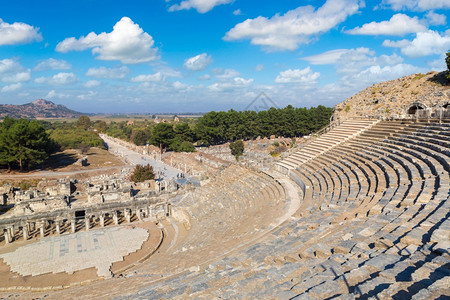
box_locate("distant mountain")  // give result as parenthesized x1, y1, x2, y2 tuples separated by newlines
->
(0, 99, 85, 119)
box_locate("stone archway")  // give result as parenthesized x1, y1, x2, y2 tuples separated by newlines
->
(407, 102, 427, 115)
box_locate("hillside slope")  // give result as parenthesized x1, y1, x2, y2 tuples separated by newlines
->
(0, 99, 84, 119)
(334, 71, 450, 119)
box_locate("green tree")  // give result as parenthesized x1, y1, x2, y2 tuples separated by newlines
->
(76, 115, 92, 130)
(130, 164, 155, 182)
(170, 137, 196, 152)
(130, 129, 150, 146)
(94, 120, 107, 133)
(0, 117, 55, 171)
(229, 140, 244, 161)
(446, 50, 450, 79)
(150, 123, 175, 151)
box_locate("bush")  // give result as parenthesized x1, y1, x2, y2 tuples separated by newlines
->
(229, 140, 244, 161)
(130, 164, 155, 182)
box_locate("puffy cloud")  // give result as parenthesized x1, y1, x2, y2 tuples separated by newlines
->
(348, 64, 424, 84)
(34, 58, 71, 71)
(131, 72, 164, 82)
(184, 53, 213, 71)
(425, 11, 446, 26)
(208, 77, 254, 92)
(198, 74, 211, 80)
(275, 67, 320, 84)
(0, 58, 31, 83)
(224, 0, 360, 51)
(85, 66, 130, 79)
(381, 0, 450, 11)
(2, 71, 31, 83)
(233, 9, 242, 16)
(303, 48, 404, 75)
(169, 0, 233, 13)
(0, 18, 42, 45)
(56, 17, 159, 64)
(346, 14, 426, 36)
(212, 68, 240, 78)
(1, 83, 22, 92)
(35, 72, 77, 85)
(383, 30, 450, 57)
(172, 81, 191, 91)
(84, 80, 101, 88)
(46, 90, 69, 99)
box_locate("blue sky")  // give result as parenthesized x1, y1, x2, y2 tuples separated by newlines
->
(0, 0, 449, 113)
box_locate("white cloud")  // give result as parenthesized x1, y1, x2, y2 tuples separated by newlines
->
(46, 90, 69, 99)
(2, 71, 31, 83)
(255, 64, 264, 72)
(56, 17, 159, 64)
(169, 0, 233, 13)
(1, 83, 22, 92)
(34, 58, 71, 71)
(346, 14, 426, 36)
(381, 0, 450, 11)
(0, 59, 31, 83)
(198, 74, 211, 80)
(77, 91, 98, 100)
(0, 18, 42, 45)
(208, 77, 254, 92)
(349, 64, 424, 84)
(131, 72, 164, 82)
(233, 9, 242, 16)
(275, 67, 320, 84)
(84, 80, 101, 88)
(184, 53, 213, 71)
(172, 81, 191, 91)
(224, 0, 360, 51)
(212, 68, 240, 78)
(85, 66, 130, 79)
(303, 47, 407, 80)
(35, 72, 77, 85)
(425, 11, 446, 25)
(383, 30, 450, 57)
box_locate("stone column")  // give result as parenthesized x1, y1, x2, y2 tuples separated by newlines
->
(165, 204, 170, 216)
(4, 229, 10, 244)
(71, 219, 76, 233)
(100, 214, 105, 227)
(85, 217, 90, 231)
(113, 211, 119, 225)
(136, 208, 142, 221)
(55, 221, 61, 234)
(125, 209, 131, 223)
(23, 225, 29, 240)
(39, 222, 45, 238)
(148, 206, 153, 218)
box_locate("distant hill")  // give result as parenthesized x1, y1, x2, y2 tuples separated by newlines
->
(0, 99, 85, 119)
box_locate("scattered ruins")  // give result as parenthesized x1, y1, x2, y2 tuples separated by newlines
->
(0, 72, 448, 298)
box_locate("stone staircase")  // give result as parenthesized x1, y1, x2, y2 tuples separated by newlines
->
(277, 119, 379, 173)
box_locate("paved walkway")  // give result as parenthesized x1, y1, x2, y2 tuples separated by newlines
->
(0, 226, 149, 278)
(101, 134, 198, 185)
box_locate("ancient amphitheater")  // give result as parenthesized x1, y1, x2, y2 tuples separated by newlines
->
(0, 73, 449, 299)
